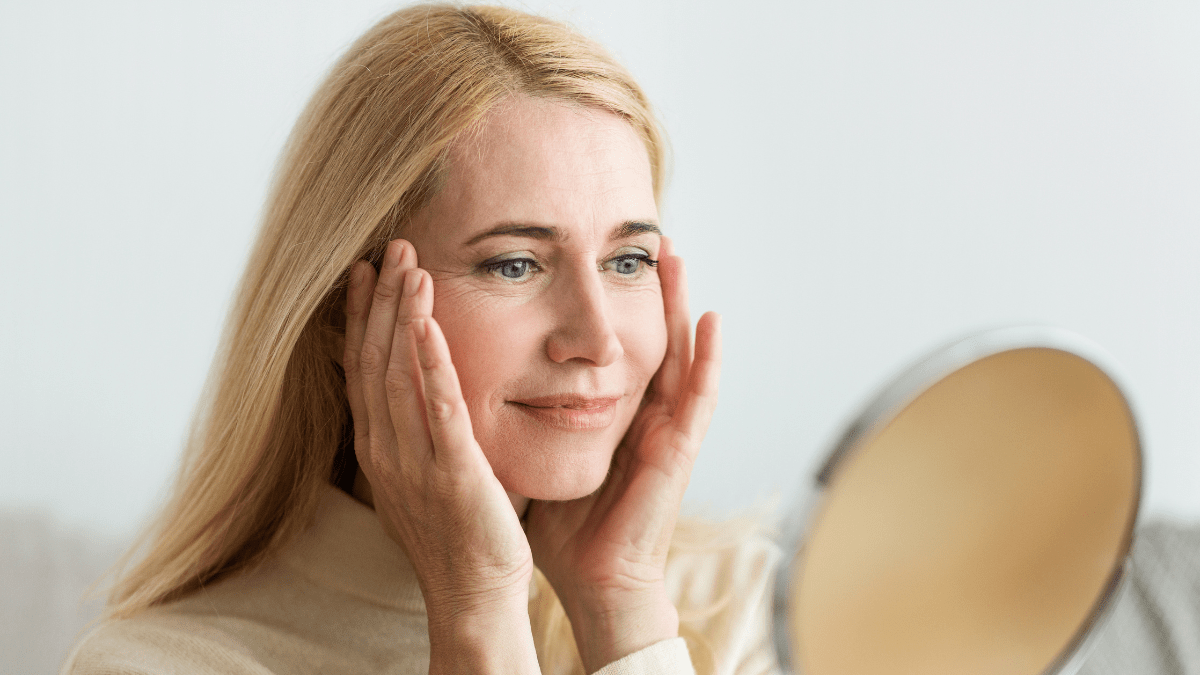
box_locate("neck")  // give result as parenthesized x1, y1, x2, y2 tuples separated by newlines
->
(350, 467, 530, 517)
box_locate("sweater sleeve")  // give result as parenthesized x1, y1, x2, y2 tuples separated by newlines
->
(593, 638, 696, 675)
(666, 532, 782, 675)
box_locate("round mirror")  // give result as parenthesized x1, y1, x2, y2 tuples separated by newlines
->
(775, 327, 1141, 675)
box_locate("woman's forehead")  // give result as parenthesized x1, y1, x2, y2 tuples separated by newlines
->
(418, 97, 658, 246)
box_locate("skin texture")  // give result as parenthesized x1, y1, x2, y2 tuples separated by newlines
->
(341, 97, 722, 674)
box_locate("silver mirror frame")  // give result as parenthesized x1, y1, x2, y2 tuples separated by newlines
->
(772, 325, 1144, 675)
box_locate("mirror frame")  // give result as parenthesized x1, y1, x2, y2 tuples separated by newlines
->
(772, 326, 1144, 675)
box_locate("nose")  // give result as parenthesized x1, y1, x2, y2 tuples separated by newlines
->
(545, 267, 624, 367)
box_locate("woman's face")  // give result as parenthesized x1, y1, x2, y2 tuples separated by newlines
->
(405, 97, 667, 505)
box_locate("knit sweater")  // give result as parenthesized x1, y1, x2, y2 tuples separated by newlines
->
(61, 485, 781, 675)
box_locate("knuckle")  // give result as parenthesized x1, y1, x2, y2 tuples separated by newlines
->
(358, 343, 388, 378)
(690, 383, 718, 410)
(342, 350, 361, 375)
(373, 280, 398, 303)
(429, 474, 461, 501)
(384, 367, 415, 395)
(427, 397, 455, 424)
(669, 426, 692, 447)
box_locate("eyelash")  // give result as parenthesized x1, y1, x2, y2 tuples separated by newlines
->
(482, 252, 659, 282)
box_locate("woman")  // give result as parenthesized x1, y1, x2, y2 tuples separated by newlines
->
(64, 4, 777, 674)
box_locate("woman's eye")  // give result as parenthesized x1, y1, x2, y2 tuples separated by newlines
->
(483, 258, 539, 281)
(604, 253, 658, 276)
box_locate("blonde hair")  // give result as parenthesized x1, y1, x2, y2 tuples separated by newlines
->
(100, 3, 692, 673)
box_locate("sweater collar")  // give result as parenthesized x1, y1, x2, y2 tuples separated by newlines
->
(278, 483, 427, 613)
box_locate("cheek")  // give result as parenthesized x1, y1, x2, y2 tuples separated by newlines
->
(431, 290, 542, 411)
(618, 292, 668, 384)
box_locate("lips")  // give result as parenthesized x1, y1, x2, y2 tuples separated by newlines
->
(508, 394, 622, 430)
(510, 394, 622, 409)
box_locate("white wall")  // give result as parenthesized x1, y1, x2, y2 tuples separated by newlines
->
(2, 0, 1197, 539)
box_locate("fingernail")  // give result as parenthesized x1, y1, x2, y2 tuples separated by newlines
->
(412, 318, 428, 343)
(383, 241, 403, 269)
(402, 269, 422, 298)
(349, 262, 364, 287)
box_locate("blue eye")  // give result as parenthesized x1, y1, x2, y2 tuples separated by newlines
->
(604, 253, 658, 276)
(483, 257, 539, 281)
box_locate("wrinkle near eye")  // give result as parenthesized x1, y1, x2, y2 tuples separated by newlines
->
(433, 278, 523, 313)
(423, 266, 476, 283)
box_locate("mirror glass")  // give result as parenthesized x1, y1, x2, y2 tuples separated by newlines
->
(784, 338, 1141, 675)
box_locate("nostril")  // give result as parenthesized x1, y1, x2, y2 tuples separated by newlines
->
(545, 317, 623, 366)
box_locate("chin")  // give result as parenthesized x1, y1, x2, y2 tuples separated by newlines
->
(491, 443, 615, 502)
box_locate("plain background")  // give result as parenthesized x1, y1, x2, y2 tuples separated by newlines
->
(2, 0, 1198, 540)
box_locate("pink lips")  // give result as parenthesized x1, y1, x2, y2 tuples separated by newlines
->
(509, 394, 621, 430)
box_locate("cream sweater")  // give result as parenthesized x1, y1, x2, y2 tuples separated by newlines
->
(62, 486, 781, 675)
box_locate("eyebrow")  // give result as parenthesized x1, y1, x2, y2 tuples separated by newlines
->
(464, 220, 662, 246)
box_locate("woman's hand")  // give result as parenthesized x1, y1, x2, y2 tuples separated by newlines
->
(524, 237, 723, 673)
(343, 239, 539, 675)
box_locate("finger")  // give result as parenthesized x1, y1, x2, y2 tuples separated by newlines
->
(384, 266, 437, 465)
(411, 310, 482, 475)
(654, 237, 693, 411)
(671, 311, 722, 461)
(658, 234, 675, 259)
(344, 260, 377, 448)
(359, 239, 417, 463)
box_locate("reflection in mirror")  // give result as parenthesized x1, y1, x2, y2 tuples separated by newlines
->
(781, 335, 1140, 675)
